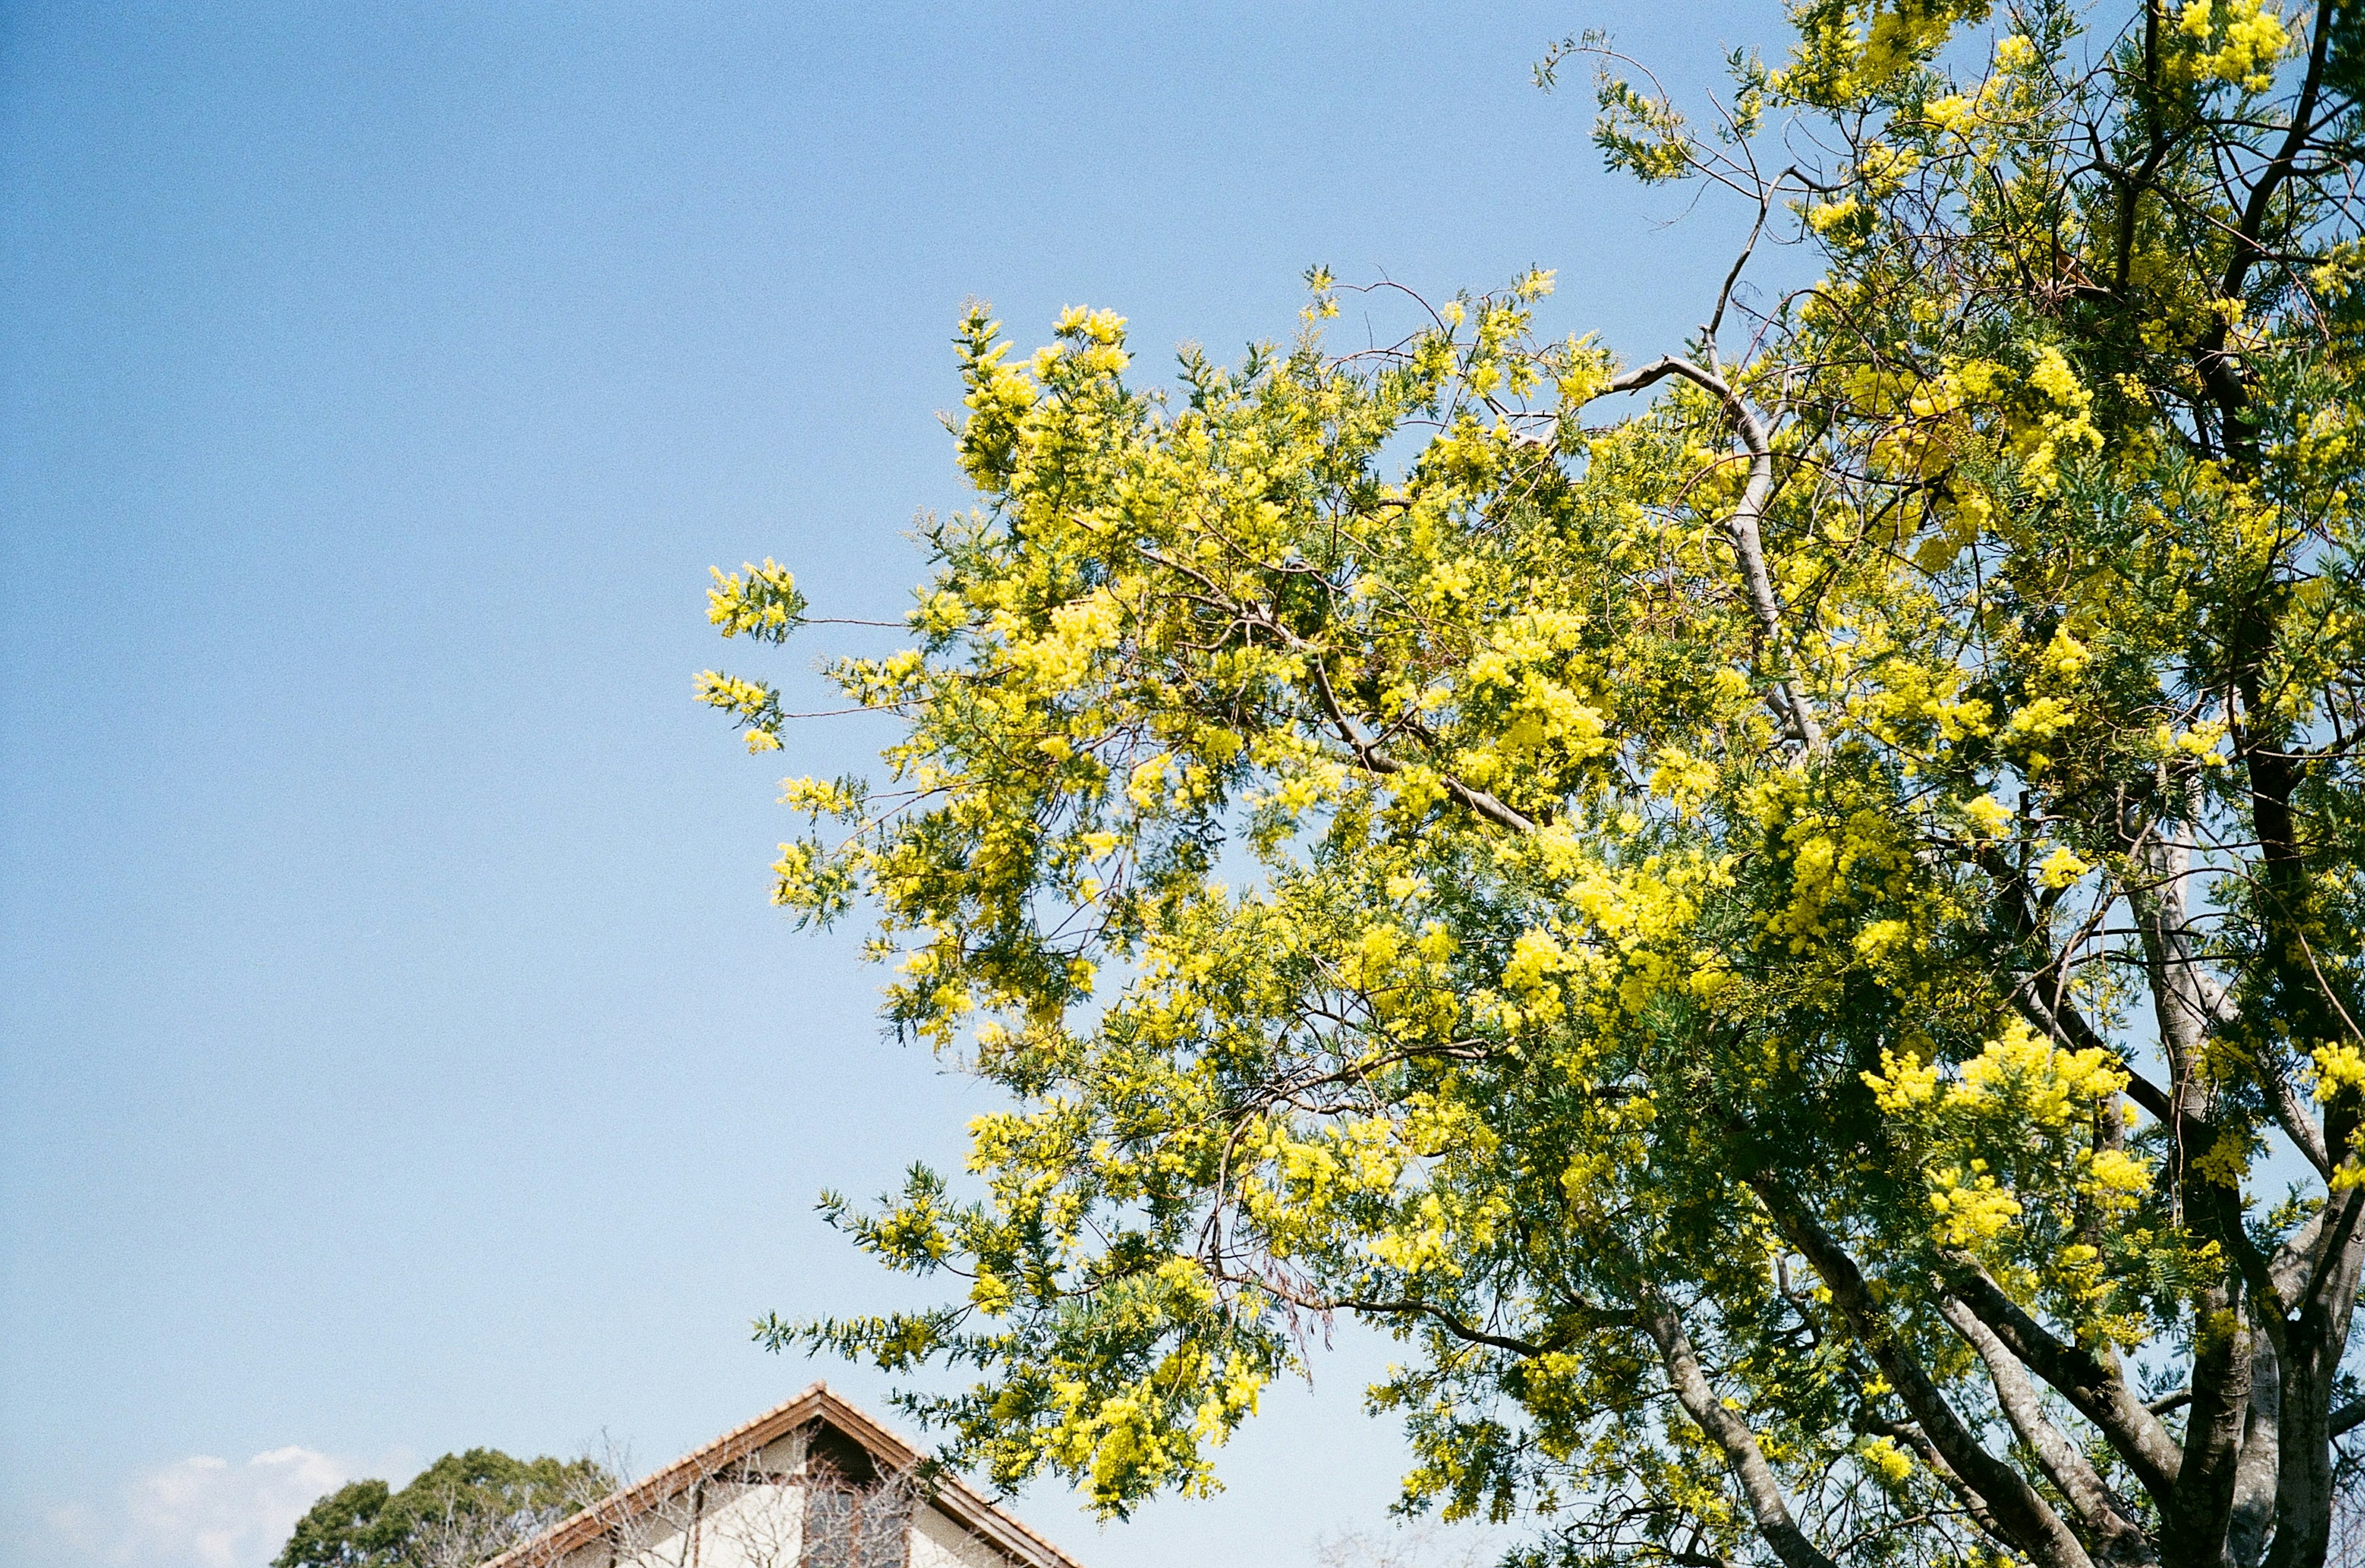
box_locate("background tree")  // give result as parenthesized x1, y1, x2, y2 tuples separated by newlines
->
(703, 1, 2365, 1564)
(276, 1449, 612, 1568)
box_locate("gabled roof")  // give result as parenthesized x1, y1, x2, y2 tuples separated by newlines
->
(482, 1384, 1083, 1568)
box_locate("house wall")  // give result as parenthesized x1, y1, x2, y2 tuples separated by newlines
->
(541, 1478, 1016, 1568)
(910, 1503, 1008, 1568)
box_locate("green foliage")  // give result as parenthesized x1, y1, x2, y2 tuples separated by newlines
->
(713, 4, 2365, 1565)
(275, 1450, 610, 1568)
(278, 1481, 395, 1568)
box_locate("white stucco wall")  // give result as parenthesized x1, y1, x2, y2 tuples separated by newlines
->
(544, 1479, 1017, 1568)
(910, 1502, 1007, 1568)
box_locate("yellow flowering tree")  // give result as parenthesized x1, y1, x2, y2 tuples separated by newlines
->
(706, 4, 2365, 1566)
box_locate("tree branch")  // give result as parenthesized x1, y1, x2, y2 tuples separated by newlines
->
(1597, 357, 1827, 756)
(1752, 1182, 2095, 1568)
(1936, 1294, 2156, 1566)
(1135, 544, 1542, 836)
(1942, 1252, 2186, 1503)
(1639, 1291, 1840, 1568)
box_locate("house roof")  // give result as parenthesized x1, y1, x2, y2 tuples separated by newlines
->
(481, 1384, 1084, 1568)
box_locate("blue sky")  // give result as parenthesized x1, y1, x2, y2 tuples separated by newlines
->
(1, 4, 1789, 1565)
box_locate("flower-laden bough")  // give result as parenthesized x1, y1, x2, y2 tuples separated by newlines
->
(705, 4, 2365, 1566)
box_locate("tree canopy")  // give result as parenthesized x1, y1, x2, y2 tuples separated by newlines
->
(275, 1449, 610, 1568)
(703, 2, 2365, 1565)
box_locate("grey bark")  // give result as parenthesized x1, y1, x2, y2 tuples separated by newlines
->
(1938, 1293, 2155, 1565)
(1638, 1291, 1838, 1568)
(1756, 1185, 2095, 1568)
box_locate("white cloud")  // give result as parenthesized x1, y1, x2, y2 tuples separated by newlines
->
(44, 1445, 351, 1568)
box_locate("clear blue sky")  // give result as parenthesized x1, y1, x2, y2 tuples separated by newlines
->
(1, 4, 1786, 1565)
